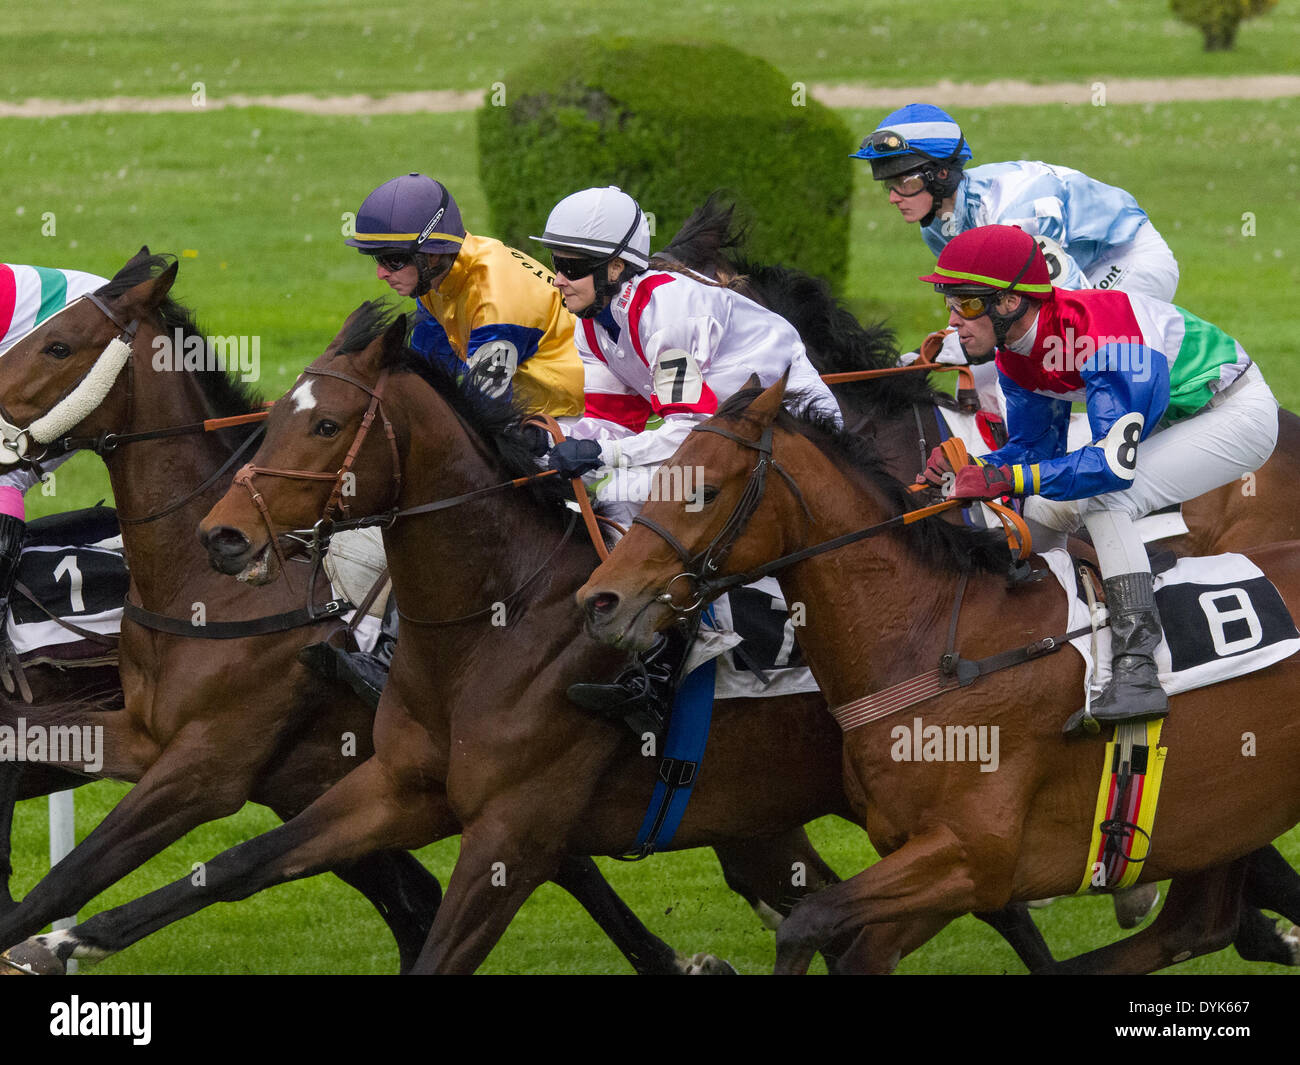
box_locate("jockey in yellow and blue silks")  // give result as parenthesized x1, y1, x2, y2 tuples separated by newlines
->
(312, 174, 584, 707)
(345, 173, 583, 418)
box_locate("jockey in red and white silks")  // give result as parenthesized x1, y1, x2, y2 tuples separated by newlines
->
(533, 186, 841, 528)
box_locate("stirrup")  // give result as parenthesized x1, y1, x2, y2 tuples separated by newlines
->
(299, 641, 390, 711)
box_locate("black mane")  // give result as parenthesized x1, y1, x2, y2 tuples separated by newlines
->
(101, 253, 263, 419)
(716, 387, 1009, 575)
(364, 320, 574, 513)
(652, 195, 946, 418)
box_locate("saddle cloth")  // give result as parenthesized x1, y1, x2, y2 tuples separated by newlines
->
(1041, 549, 1300, 697)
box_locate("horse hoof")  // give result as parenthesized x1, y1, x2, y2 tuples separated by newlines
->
(679, 952, 737, 975)
(0, 939, 66, 976)
(1113, 884, 1160, 929)
(1279, 923, 1300, 966)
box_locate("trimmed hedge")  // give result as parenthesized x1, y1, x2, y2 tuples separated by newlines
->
(478, 38, 852, 292)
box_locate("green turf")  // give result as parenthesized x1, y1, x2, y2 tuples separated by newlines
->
(4, 13, 1299, 976)
(2, 1, 1296, 100)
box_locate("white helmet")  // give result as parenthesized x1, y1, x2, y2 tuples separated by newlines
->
(531, 186, 651, 271)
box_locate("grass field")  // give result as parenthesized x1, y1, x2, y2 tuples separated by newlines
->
(3, 4, 1300, 976)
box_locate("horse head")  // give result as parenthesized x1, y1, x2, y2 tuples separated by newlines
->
(0, 248, 176, 464)
(577, 372, 810, 652)
(198, 300, 408, 583)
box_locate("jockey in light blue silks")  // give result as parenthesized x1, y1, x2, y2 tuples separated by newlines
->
(0, 264, 110, 621)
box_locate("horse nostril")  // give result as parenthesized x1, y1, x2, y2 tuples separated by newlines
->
(585, 592, 620, 622)
(204, 526, 251, 559)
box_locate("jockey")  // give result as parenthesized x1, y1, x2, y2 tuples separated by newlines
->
(344, 172, 584, 418)
(531, 185, 841, 725)
(0, 263, 109, 637)
(915, 225, 1278, 735)
(856, 103, 1180, 410)
(308, 173, 586, 707)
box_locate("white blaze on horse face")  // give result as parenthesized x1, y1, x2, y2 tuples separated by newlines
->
(290, 379, 318, 414)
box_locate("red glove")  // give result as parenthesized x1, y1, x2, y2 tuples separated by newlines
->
(917, 444, 963, 488)
(950, 462, 1016, 500)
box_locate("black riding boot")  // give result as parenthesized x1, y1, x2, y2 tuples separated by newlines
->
(299, 592, 399, 711)
(1065, 571, 1169, 736)
(568, 625, 691, 736)
(0, 514, 25, 615)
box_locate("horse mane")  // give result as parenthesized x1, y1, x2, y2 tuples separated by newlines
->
(651, 196, 946, 417)
(343, 301, 572, 514)
(101, 253, 263, 419)
(716, 387, 1009, 575)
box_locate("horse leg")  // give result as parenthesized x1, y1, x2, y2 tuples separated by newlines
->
(550, 855, 708, 975)
(972, 902, 1054, 970)
(326, 851, 444, 975)
(1038, 863, 1249, 975)
(1, 755, 455, 973)
(773, 825, 985, 975)
(832, 914, 956, 974)
(1235, 844, 1300, 964)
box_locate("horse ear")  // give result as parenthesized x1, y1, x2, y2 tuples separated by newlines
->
(117, 259, 178, 316)
(744, 369, 789, 427)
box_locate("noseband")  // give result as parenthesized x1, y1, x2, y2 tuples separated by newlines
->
(232, 365, 402, 572)
(632, 422, 808, 613)
(0, 293, 140, 464)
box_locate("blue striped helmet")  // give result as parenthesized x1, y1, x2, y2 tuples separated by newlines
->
(852, 104, 973, 180)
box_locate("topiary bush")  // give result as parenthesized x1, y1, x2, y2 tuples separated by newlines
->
(478, 38, 852, 292)
(1170, 0, 1278, 50)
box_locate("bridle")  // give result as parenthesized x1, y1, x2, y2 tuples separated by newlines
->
(634, 418, 969, 616)
(0, 292, 139, 465)
(230, 365, 402, 581)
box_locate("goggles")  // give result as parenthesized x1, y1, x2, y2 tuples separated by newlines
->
(943, 292, 997, 320)
(863, 129, 909, 154)
(883, 171, 929, 196)
(550, 253, 607, 281)
(373, 251, 416, 273)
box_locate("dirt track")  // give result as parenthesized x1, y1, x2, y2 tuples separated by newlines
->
(1, 75, 1297, 118)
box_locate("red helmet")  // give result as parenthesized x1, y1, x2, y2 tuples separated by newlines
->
(918, 225, 1053, 297)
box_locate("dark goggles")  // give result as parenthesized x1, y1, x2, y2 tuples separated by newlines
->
(863, 129, 910, 153)
(372, 251, 416, 273)
(550, 253, 608, 281)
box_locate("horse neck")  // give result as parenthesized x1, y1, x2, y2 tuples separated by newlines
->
(102, 334, 254, 609)
(379, 380, 591, 654)
(770, 432, 967, 709)
(838, 389, 937, 484)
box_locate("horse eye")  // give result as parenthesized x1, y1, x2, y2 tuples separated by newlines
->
(45, 342, 72, 359)
(700, 486, 719, 505)
(314, 420, 341, 438)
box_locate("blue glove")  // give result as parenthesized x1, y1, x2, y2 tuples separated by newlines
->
(550, 438, 604, 478)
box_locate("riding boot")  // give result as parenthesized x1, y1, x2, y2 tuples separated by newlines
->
(298, 593, 399, 711)
(1064, 572, 1169, 737)
(568, 625, 692, 736)
(0, 514, 26, 619)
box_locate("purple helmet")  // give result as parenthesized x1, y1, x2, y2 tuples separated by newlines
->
(345, 174, 466, 255)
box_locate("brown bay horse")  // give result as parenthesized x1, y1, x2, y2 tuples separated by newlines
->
(578, 376, 1300, 973)
(0, 253, 755, 975)
(2, 300, 1063, 975)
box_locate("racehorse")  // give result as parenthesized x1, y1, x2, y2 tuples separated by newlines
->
(0, 251, 770, 975)
(577, 375, 1300, 973)
(1, 298, 1064, 976)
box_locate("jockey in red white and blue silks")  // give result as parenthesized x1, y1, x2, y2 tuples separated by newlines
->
(0, 263, 109, 519)
(915, 225, 1278, 734)
(533, 186, 841, 528)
